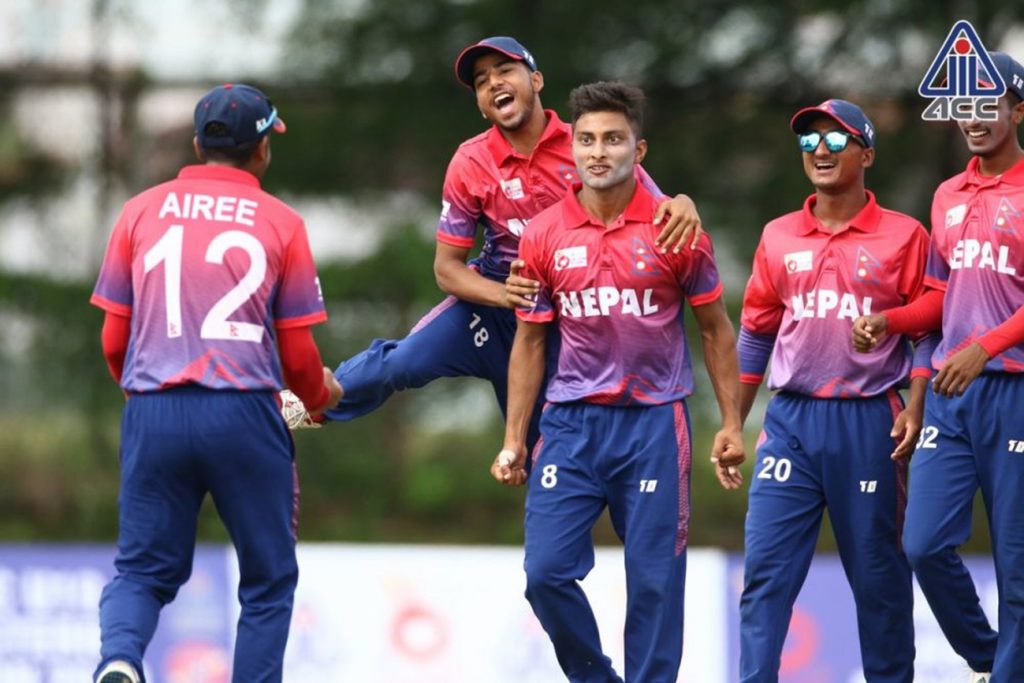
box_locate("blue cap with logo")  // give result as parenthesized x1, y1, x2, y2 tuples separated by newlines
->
(194, 83, 287, 148)
(455, 36, 538, 89)
(980, 51, 1024, 101)
(790, 99, 876, 149)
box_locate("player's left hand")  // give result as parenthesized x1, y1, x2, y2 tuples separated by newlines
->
(932, 342, 989, 397)
(654, 194, 703, 253)
(710, 426, 745, 490)
(504, 259, 540, 310)
(889, 406, 922, 461)
(490, 446, 528, 486)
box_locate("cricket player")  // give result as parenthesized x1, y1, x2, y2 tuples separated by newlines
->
(493, 81, 744, 683)
(853, 51, 1024, 683)
(89, 84, 342, 683)
(737, 99, 934, 682)
(281, 37, 703, 447)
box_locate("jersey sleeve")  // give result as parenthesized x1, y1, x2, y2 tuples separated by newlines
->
(740, 237, 784, 335)
(515, 227, 555, 324)
(634, 165, 665, 199)
(898, 224, 930, 302)
(677, 233, 723, 306)
(274, 219, 328, 330)
(436, 151, 483, 249)
(90, 205, 134, 317)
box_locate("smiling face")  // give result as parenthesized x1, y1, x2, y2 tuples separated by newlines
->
(958, 94, 1024, 158)
(472, 52, 544, 132)
(801, 116, 874, 193)
(572, 110, 647, 192)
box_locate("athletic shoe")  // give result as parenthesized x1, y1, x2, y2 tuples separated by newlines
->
(970, 672, 990, 683)
(279, 389, 322, 430)
(97, 659, 141, 683)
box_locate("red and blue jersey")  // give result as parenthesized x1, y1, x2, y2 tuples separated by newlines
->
(926, 156, 1024, 373)
(91, 165, 327, 393)
(517, 178, 722, 406)
(741, 191, 930, 397)
(437, 110, 661, 280)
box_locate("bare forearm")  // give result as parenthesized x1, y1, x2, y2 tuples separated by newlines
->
(739, 382, 760, 426)
(701, 321, 742, 431)
(435, 259, 509, 307)
(504, 325, 546, 451)
(907, 375, 928, 414)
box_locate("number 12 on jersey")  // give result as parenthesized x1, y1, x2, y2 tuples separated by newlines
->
(144, 224, 267, 342)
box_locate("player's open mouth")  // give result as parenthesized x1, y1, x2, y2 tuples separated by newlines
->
(813, 161, 836, 170)
(588, 165, 610, 175)
(965, 129, 989, 140)
(494, 93, 515, 110)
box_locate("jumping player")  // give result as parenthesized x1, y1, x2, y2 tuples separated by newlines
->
(736, 100, 933, 682)
(89, 84, 342, 683)
(281, 37, 703, 445)
(853, 51, 1024, 682)
(492, 81, 744, 682)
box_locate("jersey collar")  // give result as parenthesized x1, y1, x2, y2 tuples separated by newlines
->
(953, 155, 1024, 190)
(561, 169, 658, 230)
(177, 164, 261, 187)
(485, 109, 570, 165)
(798, 190, 881, 236)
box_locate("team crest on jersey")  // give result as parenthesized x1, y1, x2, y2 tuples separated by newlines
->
(554, 246, 587, 271)
(784, 250, 813, 274)
(945, 203, 967, 228)
(993, 197, 1021, 234)
(632, 238, 662, 276)
(500, 178, 525, 200)
(853, 246, 883, 284)
(557, 164, 579, 187)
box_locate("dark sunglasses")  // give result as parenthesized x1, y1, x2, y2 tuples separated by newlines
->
(797, 129, 864, 153)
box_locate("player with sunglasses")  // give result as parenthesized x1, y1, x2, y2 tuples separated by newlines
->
(733, 99, 934, 682)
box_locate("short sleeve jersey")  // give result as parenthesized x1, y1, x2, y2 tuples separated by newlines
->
(926, 156, 1024, 373)
(517, 179, 722, 406)
(90, 165, 327, 392)
(741, 191, 930, 397)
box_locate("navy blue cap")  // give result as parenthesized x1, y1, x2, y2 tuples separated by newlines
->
(790, 99, 876, 149)
(194, 83, 286, 148)
(455, 36, 538, 89)
(980, 51, 1024, 101)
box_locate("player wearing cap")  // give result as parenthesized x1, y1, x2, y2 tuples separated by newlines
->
(736, 99, 933, 682)
(280, 37, 703, 452)
(853, 51, 1024, 682)
(492, 81, 744, 683)
(89, 84, 342, 683)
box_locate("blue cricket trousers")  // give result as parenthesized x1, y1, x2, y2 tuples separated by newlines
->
(324, 293, 549, 449)
(903, 374, 1024, 680)
(740, 391, 914, 682)
(96, 388, 298, 683)
(523, 401, 692, 683)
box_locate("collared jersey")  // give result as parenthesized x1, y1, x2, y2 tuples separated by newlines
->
(741, 191, 929, 397)
(91, 165, 327, 392)
(517, 178, 722, 406)
(436, 110, 661, 280)
(926, 156, 1024, 373)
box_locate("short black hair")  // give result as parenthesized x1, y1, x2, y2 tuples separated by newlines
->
(569, 81, 645, 136)
(199, 122, 260, 165)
